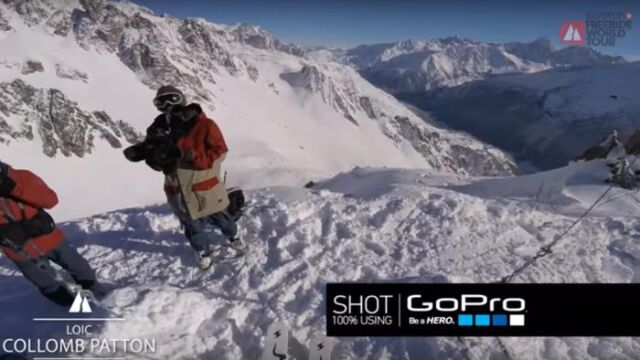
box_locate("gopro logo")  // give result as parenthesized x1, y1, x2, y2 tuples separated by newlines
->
(407, 294, 525, 313)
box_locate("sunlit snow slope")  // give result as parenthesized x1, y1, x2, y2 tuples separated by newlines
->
(0, 0, 515, 221)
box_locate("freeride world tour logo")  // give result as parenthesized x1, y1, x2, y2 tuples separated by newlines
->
(560, 11, 634, 46)
(560, 21, 586, 45)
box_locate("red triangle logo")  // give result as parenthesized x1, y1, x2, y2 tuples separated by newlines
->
(559, 21, 586, 45)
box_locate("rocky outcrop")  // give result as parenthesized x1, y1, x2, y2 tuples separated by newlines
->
(230, 23, 304, 56)
(576, 131, 623, 162)
(281, 65, 360, 124)
(280, 64, 517, 175)
(624, 131, 640, 156)
(177, 18, 240, 82)
(575, 131, 640, 189)
(358, 96, 378, 120)
(6, 0, 50, 26)
(390, 116, 518, 176)
(20, 60, 44, 74)
(67, 1, 260, 102)
(55, 64, 89, 82)
(0, 79, 141, 157)
(577, 130, 640, 160)
(0, 7, 12, 31)
(45, 9, 71, 36)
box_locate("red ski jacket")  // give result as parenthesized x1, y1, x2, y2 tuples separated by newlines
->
(0, 168, 64, 262)
(176, 111, 228, 170)
(146, 104, 229, 173)
(146, 104, 229, 198)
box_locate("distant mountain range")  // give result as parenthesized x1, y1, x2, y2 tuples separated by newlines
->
(328, 37, 626, 93)
(321, 37, 635, 170)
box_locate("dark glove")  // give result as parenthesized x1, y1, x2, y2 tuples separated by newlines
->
(123, 141, 157, 163)
(152, 140, 182, 172)
(0, 210, 56, 247)
(124, 143, 146, 162)
(0, 161, 16, 197)
(25, 209, 56, 237)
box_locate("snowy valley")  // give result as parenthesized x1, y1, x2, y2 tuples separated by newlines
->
(337, 37, 640, 171)
(399, 62, 640, 171)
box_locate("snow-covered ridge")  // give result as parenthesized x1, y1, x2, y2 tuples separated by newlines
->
(1, 163, 639, 359)
(336, 37, 625, 92)
(0, 0, 517, 220)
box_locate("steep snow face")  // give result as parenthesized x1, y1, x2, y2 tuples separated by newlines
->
(338, 37, 625, 92)
(0, 0, 516, 221)
(1, 162, 639, 359)
(401, 62, 640, 171)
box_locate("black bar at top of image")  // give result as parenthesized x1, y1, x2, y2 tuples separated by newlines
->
(325, 283, 640, 337)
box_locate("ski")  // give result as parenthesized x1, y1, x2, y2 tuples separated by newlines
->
(261, 321, 290, 360)
(308, 334, 334, 360)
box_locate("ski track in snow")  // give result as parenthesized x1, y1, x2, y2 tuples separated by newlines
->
(1, 163, 640, 359)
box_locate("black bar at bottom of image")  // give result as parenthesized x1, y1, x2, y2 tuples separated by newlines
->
(325, 283, 640, 336)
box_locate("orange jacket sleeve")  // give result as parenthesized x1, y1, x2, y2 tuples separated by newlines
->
(8, 169, 59, 209)
(191, 118, 229, 170)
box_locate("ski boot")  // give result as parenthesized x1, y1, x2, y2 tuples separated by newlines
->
(196, 251, 213, 270)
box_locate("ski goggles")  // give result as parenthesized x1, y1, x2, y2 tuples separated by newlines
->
(153, 93, 184, 109)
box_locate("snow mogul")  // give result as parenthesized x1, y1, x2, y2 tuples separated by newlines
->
(0, 161, 104, 307)
(124, 85, 244, 269)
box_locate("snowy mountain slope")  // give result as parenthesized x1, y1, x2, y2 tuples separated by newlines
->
(336, 37, 625, 93)
(0, 0, 517, 221)
(1, 161, 639, 359)
(400, 62, 640, 171)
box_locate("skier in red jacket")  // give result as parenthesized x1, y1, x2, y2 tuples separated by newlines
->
(0, 160, 101, 306)
(126, 85, 241, 269)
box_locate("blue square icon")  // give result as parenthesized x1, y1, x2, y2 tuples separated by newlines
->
(492, 314, 508, 326)
(458, 314, 473, 326)
(475, 314, 490, 326)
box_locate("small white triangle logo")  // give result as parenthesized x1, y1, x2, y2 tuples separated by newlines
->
(572, 27, 582, 41)
(563, 25, 582, 42)
(563, 25, 575, 41)
(69, 292, 93, 313)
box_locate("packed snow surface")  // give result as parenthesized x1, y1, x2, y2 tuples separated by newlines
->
(1, 160, 640, 359)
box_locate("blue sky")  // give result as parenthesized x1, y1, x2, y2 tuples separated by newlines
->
(132, 0, 639, 59)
